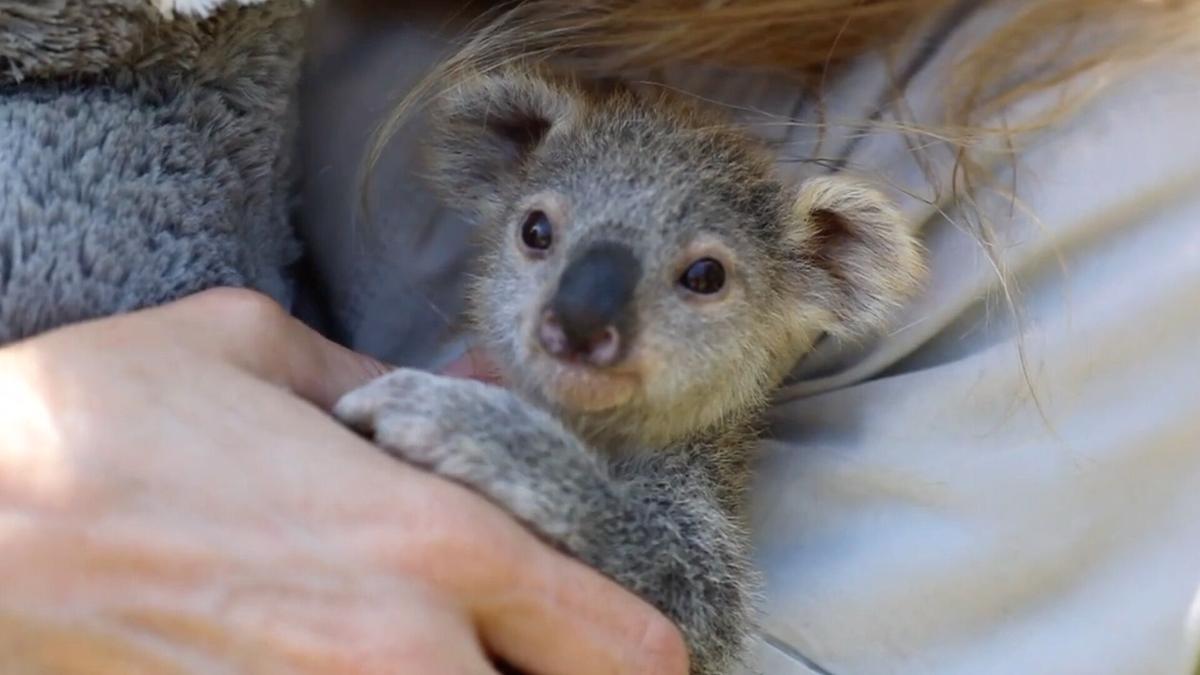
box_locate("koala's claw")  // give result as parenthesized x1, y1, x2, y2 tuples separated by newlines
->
(335, 368, 495, 464)
(330, 368, 409, 430)
(334, 368, 533, 482)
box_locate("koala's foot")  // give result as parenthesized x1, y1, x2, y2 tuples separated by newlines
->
(334, 368, 604, 543)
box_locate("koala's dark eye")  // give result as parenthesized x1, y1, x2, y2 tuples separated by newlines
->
(520, 211, 553, 251)
(680, 258, 726, 295)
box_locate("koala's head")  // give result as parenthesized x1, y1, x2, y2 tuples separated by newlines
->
(425, 68, 923, 448)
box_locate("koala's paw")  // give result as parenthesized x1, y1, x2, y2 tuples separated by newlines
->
(334, 369, 577, 538)
(335, 368, 505, 465)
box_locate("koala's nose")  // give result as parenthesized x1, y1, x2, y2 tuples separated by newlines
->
(538, 309, 622, 366)
(539, 241, 640, 367)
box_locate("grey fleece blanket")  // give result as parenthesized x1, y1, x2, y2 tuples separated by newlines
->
(0, 0, 307, 343)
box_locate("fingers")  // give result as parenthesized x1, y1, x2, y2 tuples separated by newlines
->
(387, 598, 503, 675)
(470, 536, 690, 675)
(155, 289, 394, 409)
(373, 473, 690, 675)
(298, 587, 503, 675)
(287, 323, 394, 410)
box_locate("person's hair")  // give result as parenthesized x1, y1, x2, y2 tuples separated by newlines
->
(362, 0, 1200, 410)
(367, 0, 1200, 200)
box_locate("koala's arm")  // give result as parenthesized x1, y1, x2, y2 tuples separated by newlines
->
(334, 369, 753, 675)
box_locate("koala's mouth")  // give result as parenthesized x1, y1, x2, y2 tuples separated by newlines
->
(533, 356, 640, 413)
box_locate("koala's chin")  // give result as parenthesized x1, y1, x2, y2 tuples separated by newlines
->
(527, 348, 640, 414)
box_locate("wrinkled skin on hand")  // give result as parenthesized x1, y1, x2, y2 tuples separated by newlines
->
(0, 289, 687, 675)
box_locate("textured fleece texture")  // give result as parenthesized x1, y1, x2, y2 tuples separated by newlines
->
(0, 0, 306, 343)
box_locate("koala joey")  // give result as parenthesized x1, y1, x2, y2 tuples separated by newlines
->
(335, 66, 924, 674)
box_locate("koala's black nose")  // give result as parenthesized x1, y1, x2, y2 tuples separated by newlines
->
(540, 241, 640, 367)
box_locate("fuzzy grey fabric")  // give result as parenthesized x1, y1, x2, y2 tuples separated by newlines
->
(0, 0, 307, 343)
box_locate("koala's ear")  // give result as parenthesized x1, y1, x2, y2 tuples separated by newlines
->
(788, 176, 925, 338)
(424, 71, 581, 211)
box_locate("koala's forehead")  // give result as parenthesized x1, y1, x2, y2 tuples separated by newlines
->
(523, 105, 786, 249)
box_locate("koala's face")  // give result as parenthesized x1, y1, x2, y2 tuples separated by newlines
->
(427, 70, 923, 446)
(469, 113, 809, 443)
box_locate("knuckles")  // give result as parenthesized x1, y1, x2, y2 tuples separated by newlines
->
(179, 287, 290, 345)
(171, 287, 296, 363)
(184, 287, 285, 323)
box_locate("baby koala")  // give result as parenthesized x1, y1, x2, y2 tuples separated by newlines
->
(335, 67, 923, 674)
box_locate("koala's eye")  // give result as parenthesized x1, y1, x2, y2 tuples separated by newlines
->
(680, 258, 726, 295)
(520, 211, 553, 251)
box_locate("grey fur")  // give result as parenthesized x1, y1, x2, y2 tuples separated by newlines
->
(337, 68, 925, 674)
(0, 1, 306, 343)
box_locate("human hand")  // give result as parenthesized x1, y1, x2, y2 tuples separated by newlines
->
(0, 288, 687, 674)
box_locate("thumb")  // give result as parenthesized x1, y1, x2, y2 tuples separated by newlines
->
(158, 289, 394, 409)
(288, 324, 394, 410)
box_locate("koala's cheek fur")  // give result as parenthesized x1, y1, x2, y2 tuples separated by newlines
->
(620, 295, 774, 445)
(473, 245, 569, 394)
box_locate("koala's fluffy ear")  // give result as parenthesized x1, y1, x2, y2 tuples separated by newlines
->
(788, 176, 925, 338)
(424, 71, 580, 212)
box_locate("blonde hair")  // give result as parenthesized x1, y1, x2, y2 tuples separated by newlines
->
(368, 0, 1200, 188)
